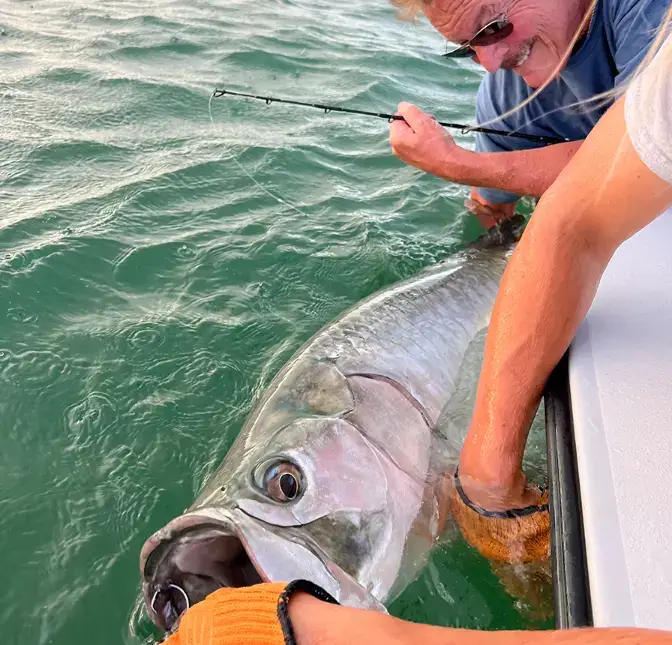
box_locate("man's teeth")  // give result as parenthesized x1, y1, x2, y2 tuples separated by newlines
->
(513, 44, 532, 68)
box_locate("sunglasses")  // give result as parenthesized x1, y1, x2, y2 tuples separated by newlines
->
(442, 18, 514, 58)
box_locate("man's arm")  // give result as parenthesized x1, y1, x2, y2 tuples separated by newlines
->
(457, 95, 672, 509)
(290, 593, 672, 645)
(473, 139, 583, 197)
(389, 102, 583, 199)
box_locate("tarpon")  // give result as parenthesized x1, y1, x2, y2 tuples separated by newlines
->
(139, 217, 526, 633)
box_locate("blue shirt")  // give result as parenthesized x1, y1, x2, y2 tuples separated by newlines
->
(474, 0, 668, 204)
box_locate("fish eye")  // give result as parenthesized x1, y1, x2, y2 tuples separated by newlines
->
(262, 461, 303, 503)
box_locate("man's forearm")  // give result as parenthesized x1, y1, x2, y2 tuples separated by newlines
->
(407, 623, 672, 645)
(446, 140, 583, 199)
(459, 212, 607, 491)
(390, 104, 582, 201)
(413, 624, 672, 645)
(458, 97, 672, 504)
(291, 594, 672, 645)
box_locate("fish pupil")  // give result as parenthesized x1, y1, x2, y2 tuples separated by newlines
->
(280, 473, 298, 500)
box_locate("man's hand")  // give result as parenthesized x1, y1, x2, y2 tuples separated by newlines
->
(390, 102, 474, 181)
(390, 104, 518, 230)
(465, 187, 517, 229)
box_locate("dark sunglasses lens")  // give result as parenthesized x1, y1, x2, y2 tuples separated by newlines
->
(443, 45, 476, 58)
(471, 20, 513, 46)
(442, 19, 512, 58)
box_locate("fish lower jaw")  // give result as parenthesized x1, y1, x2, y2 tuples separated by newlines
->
(140, 512, 265, 633)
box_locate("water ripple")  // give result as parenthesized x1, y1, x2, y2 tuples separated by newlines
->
(112, 39, 205, 59)
(7, 306, 37, 323)
(64, 392, 118, 452)
(1, 348, 70, 389)
(0, 250, 29, 274)
(127, 325, 165, 351)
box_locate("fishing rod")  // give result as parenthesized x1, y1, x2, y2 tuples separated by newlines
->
(212, 88, 565, 145)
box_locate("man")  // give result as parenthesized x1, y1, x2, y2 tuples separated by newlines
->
(388, 0, 667, 228)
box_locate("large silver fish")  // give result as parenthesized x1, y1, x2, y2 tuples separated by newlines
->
(139, 218, 525, 633)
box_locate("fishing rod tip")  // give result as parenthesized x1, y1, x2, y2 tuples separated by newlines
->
(213, 89, 227, 98)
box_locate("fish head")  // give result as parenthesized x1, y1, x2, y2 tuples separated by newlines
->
(140, 360, 434, 633)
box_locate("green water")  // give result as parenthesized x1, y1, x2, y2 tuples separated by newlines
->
(1, 2, 550, 643)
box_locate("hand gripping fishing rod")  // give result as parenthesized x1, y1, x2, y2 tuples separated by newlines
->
(213, 88, 566, 145)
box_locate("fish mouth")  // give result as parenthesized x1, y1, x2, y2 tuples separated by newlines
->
(140, 513, 264, 633)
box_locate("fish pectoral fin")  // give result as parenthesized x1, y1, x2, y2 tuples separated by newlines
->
(435, 469, 456, 539)
(406, 470, 457, 545)
(489, 559, 554, 622)
(434, 471, 455, 537)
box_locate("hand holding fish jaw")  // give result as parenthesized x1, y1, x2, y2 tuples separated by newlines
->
(390, 102, 476, 182)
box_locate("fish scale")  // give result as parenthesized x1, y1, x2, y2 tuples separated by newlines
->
(303, 248, 509, 422)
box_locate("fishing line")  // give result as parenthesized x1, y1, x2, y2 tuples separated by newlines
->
(213, 88, 566, 145)
(207, 92, 311, 217)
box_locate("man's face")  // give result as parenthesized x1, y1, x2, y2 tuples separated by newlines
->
(424, 0, 581, 88)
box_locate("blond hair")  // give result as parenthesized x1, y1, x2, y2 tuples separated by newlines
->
(389, 0, 430, 21)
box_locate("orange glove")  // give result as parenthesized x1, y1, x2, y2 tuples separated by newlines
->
(449, 468, 550, 564)
(163, 580, 338, 645)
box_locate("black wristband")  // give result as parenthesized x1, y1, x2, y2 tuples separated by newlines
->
(454, 467, 549, 519)
(277, 580, 341, 645)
